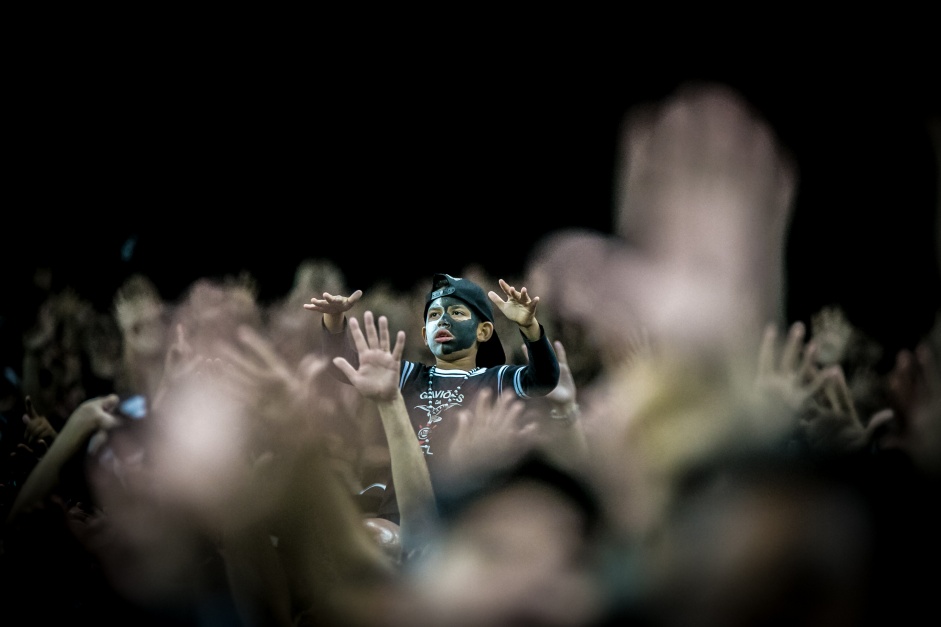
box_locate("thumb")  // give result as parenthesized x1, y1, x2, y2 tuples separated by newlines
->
(100, 394, 121, 413)
(333, 357, 356, 383)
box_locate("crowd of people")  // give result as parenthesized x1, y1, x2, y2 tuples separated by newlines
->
(1, 82, 939, 626)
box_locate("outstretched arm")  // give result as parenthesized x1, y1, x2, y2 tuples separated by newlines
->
(7, 394, 121, 523)
(488, 279, 541, 341)
(333, 311, 437, 558)
(523, 340, 590, 471)
(191, 323, 393, 624)
(303, 290, 363, 334)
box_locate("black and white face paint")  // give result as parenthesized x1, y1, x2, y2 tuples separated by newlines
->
(425, 296, 480, 359)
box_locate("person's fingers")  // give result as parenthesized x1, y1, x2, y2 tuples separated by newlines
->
(99, 393, 121, 415)
(780, 321, 805, 373)
(208, 354, 257, 396)
(363, 311, 380, 348)
(377, 315, 390, 352)
(24, 395, 36, 418)
(553, 340, 568, 367)
(803, 365, 839, 406)
(15, 441, 35, 456)
(757, 322, 777, 377)
(298, 354, 330, 384)
(490, 393, 525, 428)
(452, 409, 472, 442)
(333, 357, 357, 384)
(798, 341, 819, 381)
(474, 387, 495, 412)
(519, 421, 539, 442)
(347, 317, 369, 354)
(235, 324, 284, 369)
(391, 330, 406, 362)
(829, 368, 859, 423)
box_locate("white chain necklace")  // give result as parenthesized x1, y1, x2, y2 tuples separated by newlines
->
(417, 365, 480, 455)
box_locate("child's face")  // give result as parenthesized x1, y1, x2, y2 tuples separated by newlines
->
(424, 296, 482, 359)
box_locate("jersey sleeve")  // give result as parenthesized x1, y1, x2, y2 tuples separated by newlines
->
(513, 324, 560, 397)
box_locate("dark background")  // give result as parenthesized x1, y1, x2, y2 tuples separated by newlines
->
(4, 30, 940, 371)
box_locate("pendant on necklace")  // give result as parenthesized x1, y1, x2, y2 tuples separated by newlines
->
(419, 366, 478, 455)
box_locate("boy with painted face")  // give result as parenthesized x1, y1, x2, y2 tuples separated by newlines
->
(305, 273, 561, 528)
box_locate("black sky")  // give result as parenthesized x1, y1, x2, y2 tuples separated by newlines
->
(5, 34, 940, 366)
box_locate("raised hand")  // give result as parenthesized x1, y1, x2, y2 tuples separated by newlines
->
(488, 279, 539, 331)
(215, 325, 315, 408)
(447, 388, 535, 478)
(756, 320, 892, 454)
(332, 311, 405, 402)
(801, 369, 894, 454)
(303, 290, 364, 316)
(756, 321, 835, 416)
(883, 331, 941, 474)
(21, 395, 57, 446)
(151, 322, 203, 414)
(112, 274, 167, 358)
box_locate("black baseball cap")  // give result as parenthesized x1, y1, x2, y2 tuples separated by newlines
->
(424, 273, 506, 367)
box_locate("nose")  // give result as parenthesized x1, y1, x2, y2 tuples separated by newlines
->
(437, 314, 451, 327)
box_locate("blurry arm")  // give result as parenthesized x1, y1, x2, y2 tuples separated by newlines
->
(522, 340, 589, 471)
(540, 341, 590, 468)
(208, 324, 394, 624)
(755, 321, 892, 455)
(303, 289, 363, 334)
(6, 394, 120, 523)
(332, 311, 437, 554)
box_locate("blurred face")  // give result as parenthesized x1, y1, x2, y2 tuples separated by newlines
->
(423, 296, 488, 360)
(411, 480, 601, 627)
(116, 298, 167, 357)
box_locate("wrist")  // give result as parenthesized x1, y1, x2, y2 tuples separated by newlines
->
(520, 322, 541, 341)
(323, 314, 347, 335)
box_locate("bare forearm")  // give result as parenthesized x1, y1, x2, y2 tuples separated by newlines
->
(324, 313, 346, 334)
(541, 411, 590, 473)
(7, 416, 97, 522)
(374, 394, 436, 541)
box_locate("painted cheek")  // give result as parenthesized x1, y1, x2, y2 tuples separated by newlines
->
(448, 319, 478, 350)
